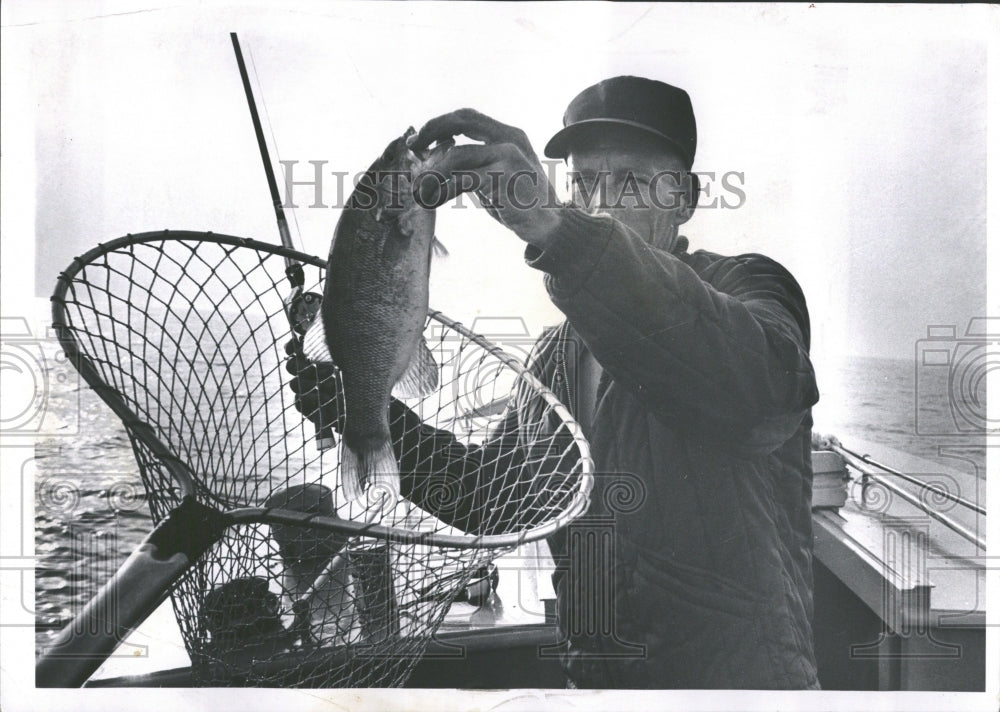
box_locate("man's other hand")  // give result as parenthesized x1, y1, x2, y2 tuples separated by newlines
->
(284, 339, 345, 435)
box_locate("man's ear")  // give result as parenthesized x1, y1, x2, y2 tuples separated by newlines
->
(675, 172, 698, 225)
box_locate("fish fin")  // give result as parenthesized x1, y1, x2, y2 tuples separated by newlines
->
(432, 236, 449, 258)
(371, 450, 401, 505)
(340, 439, 398, 503)
(339, 444, 363, 501)
(301, 319, 334, 363)
(392, 337, 439, 399)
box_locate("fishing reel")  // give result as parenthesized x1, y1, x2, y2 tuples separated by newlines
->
(282, 265, 336, 450)
(280, 261, 322, 336)
(284, 286, 323, 336)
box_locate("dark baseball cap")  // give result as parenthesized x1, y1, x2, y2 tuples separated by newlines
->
(544, 76, 697, 169)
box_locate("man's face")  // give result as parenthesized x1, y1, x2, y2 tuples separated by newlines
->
(566, 129, 692, 249)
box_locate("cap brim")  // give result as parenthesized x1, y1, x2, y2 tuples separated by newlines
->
(544, 118, 692, 167)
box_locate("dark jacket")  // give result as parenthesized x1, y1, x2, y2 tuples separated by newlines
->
(395, 207, 820, 689)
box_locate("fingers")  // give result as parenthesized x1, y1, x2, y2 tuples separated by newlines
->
(416, 143, 520, 207)
(423, 137, 456, 163)
(297, 387, 340, 420)
(429, 142, 518, 173)
(284, 339, 336, 376)
(408, 108, 531, 156)
(284, 351, 338, 402)
(287, 360, 337, 392)
(285, 351, 328, 378)
(286, 357, 344, 430)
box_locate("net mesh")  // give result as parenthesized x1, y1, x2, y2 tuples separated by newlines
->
(51, 231, 591, 687)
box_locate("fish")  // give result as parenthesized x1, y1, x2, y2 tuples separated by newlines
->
(302, 128, 450, 502)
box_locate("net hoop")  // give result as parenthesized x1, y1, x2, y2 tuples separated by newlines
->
(50, 230, 594, 549)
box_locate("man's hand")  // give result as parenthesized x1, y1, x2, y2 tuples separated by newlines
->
(811, 432, 843, 451)
(408, 109, 563, 249)
(284, 339, 345, 436)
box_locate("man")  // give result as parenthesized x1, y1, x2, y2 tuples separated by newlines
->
(289, 76, 820, 689)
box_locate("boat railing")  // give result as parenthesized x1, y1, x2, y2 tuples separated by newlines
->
(828, 442, 985, 551)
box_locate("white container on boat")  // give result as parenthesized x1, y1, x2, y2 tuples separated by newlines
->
(811, 450, 850, 510)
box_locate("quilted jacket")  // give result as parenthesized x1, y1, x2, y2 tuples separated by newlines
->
(395, 207, 821, 689)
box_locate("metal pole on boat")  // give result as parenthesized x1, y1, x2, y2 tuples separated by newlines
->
(831, 443, 986, 550)
(834, 443, 986, 516)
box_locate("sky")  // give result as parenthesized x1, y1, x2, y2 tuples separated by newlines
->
(1, 2, 994, 378)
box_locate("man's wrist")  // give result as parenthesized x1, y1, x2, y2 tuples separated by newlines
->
(523, 205, 617, 298)
(516, 204, 567, 250)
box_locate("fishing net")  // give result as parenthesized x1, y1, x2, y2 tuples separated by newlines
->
(50, 230, 592, 687)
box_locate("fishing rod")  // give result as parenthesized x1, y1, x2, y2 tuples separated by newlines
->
(230, 31, 335, 449)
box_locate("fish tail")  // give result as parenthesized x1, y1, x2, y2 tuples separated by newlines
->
(341, 437, 399, 504)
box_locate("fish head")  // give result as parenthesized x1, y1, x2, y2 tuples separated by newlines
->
(353, 128, 454, 223)
(374, 128, 418, 173)
(379, 126, 450, 165)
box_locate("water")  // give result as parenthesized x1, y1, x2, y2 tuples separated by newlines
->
(812, 354, 987, 475)
(33, 341, 154, 652)
(33, 345, 987, 657)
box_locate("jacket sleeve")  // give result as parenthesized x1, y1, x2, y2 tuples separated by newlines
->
(393, 333, 577, 534)
(391, 397, 527, 535)
(525, 207, 819, 445)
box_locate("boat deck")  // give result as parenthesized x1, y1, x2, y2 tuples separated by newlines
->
(811, 436, 986, 691)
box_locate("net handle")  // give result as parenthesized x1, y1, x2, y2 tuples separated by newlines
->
(51, 230, 595, 547)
